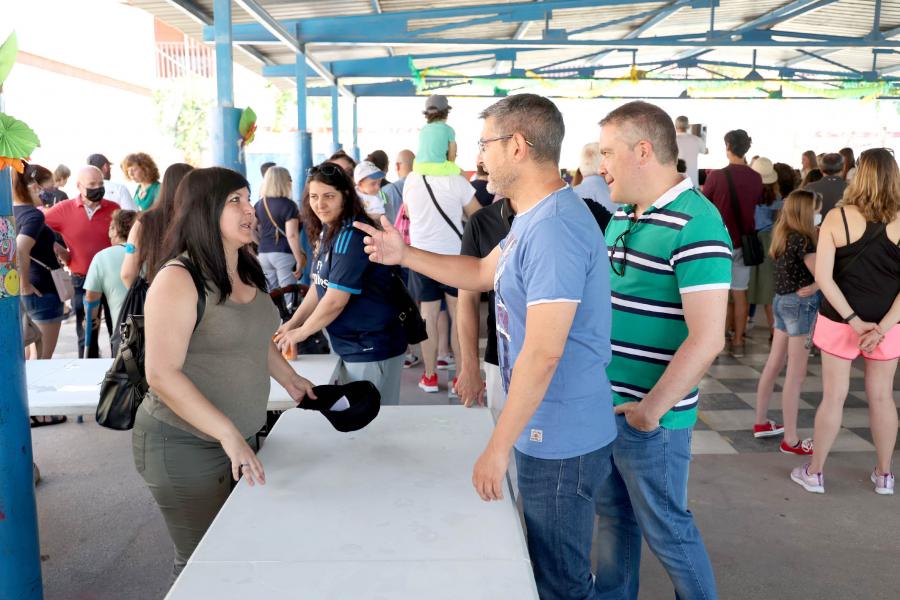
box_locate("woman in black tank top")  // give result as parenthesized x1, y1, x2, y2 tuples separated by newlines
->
(790, 148, 900, 496)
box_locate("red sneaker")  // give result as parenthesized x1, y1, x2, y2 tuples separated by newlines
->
(780, 439, 814, 455)
(753, 420, 784, 438)
(418, 372, 439, 393)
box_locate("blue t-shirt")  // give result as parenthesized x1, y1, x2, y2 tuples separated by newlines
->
(494, 186, 616, 459)
(313, 219, 407, 363)
(256, 196, 300, 254)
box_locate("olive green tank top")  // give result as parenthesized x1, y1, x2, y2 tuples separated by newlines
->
(141, 271, 279, 442)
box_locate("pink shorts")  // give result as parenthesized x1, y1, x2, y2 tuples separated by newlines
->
(813, 315, 900, 361)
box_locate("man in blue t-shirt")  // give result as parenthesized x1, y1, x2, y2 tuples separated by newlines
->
(355, 94, 616, 599)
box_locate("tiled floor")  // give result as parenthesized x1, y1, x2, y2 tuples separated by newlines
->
(394, 323, 900, 456)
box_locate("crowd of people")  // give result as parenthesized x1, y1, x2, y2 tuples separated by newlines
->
(14, 92, 899, 597)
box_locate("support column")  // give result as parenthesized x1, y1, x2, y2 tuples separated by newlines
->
(0, 96, 44, 600)
(212, 0, 245, 175)
(294, 52, 312, 201)
(331, 84, 341, 153)
(351, 98, 360, 162)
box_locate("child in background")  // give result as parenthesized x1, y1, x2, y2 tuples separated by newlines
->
(353, 160, 387, 222)
(413, 94, 460, 176)
(753, 189, 822, 455)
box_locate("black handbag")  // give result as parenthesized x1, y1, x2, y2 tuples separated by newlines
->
(723, 166, 765, 267)
(387, 266, 428, 345)
(96, 259, 206, 430)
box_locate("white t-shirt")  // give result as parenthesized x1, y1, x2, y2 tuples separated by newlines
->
(403, 173, 474, 255)
(357, 190, 385, 216)
(105, 180, 137, 211)
(676, 132, 706, 186)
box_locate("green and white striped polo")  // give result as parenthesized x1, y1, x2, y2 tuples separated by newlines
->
(605, 178, 733, 429)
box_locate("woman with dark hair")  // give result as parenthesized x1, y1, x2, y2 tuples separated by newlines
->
(121, 162, 193, 287)
(12, 164, 66, 359)
(792, 148, 900, 495)
(839, 147, 856, 182)
(275, 162, 407, 404)
(328, 149, 357, 178)
(133, 167, 316, 576)
(800, 168, 823, 188)
(773, 162, 798, 199)
(122, 152, 161, 211)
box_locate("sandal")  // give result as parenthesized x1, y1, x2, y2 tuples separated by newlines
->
(30, 415, 67, 428)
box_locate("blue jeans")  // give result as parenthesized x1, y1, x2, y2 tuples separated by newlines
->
(594, 415, 716, 600)
(773, 292, 820, 337)
(516, 444, 613, 600)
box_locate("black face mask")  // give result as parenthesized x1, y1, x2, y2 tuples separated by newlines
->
(84, 186, 105, 202)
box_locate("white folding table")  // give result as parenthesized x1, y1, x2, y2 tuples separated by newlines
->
(25, 355, 342, 416)
(166, 406, 538, 600)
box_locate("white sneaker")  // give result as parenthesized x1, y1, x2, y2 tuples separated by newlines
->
(791, 464, 825, 494)
(871, 470, 895, 495)
(436, 354, 455, 370)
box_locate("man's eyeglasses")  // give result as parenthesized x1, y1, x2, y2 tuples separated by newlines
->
(477, 134, 534, 153)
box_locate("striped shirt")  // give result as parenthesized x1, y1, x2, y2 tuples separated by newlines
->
(605, 178, 732, 429)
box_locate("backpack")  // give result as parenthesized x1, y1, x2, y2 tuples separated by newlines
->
(96, 259, 206, 430)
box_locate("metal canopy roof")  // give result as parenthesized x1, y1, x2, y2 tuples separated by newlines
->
(131, 1, 900, 98)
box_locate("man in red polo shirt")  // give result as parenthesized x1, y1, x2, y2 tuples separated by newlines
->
(44, 165, 120, 357)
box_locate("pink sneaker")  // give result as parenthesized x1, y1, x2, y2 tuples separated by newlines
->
(871, 470, 895, 495)
(791, 464, 825, 494)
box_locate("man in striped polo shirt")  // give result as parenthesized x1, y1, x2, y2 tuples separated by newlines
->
(592, 101, 732, 600)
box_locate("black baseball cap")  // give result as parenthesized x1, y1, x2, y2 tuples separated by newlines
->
(87, 153, 111, 168)
(298, 381, 381, 432)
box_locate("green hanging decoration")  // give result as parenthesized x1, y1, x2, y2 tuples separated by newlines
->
(238, 107, 257, 148)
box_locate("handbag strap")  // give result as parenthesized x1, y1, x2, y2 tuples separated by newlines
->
(262, 197, 288, 243)
(833, 207, 886, 280)
(422, 176, 462, 240)
(722, 166, 748, 236)
(29, 255, 55, 271)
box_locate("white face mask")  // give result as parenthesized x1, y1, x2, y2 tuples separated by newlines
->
(814, 213, 823, 226)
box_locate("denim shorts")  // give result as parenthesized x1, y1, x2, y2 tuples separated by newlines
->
(22, 291, 65, 324)
(773, 292, 820, 337)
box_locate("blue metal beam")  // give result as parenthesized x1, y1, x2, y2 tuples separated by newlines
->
(295, 51, 312, 200)
(221, 31, 900, 48)
(164, 0, 273, 66)
(202, 0, 696, 44)
(233, 0, 352, 97)
(785, 24, 900, 68)
(263, 49, 521, 79)
(671, 0, 840, 62)
(212, 0, 244, 174)
(331, 86, 340, 152)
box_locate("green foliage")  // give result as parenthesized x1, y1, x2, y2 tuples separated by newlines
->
(153, 84, 211, 165)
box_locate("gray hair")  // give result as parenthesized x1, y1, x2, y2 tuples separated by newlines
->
(675, 116, 689, 130)
(820, 152, 844, 175)
(579, 142, 602, 176)
(479, 94, 564, 164)
(599, 101, 679, 165)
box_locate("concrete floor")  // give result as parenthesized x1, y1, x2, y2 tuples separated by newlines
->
(28, 317, 900, 599)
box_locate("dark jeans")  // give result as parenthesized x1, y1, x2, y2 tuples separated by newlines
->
(72, 274, 112, 358)
(594, 415, 717, 600)
(516, 444, 613, 600)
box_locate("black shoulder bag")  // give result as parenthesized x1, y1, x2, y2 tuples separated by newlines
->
(327, 242, 427, 345)
(96, 258, 207, 430)
(422, 175, 463, 240)
(723, 166, 764, 266)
